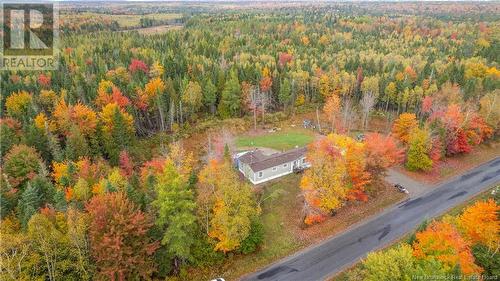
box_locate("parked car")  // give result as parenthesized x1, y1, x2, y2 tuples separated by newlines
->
(293, 166, 306, 174)
(210, 278, 225, 281)
(395, 184, 409, 194)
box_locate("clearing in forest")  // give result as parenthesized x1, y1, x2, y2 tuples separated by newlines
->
(235, 128, 316, 151)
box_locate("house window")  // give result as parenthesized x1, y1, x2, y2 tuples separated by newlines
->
(272, 167, 277, 171)
(283, 163, 288, 168)
(258, 171, 263, 178)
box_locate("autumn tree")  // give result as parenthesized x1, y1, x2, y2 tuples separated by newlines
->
(392, 113, 418, 144)
(361, 244, 418, 281)
(152, 159, 196, 275)
(479, 90, 499, 131)
(412, 221, 482, 275)
(198, 159, 260, 252)
(301, 134, 371, 224)
(27, 211, 92, 281)
(86, 192, 158, 280)
(406, 127, 433, 171)
(457, 199, 499, 251)
(323, 94, 340, 132)
(360, 76, 379, 130)
(0, 216, 33, 281)
(3, 145, 42, 189)
(182, 80, 203, 117)
(364, 133, 404, 178)
(5, 91, 33, 122)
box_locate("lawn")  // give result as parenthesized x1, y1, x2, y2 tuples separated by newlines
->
(235, 128, 315, 151)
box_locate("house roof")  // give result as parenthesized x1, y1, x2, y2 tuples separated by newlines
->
(239, 147, 307, 172)
(238, 150, 267, 164)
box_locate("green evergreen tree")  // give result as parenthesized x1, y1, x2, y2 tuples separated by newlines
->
(0, 123, 19, 157)
(104, 108, 135, 165)
(30, 175, 56, 205)
(23, 124, 52, 163)
(65, 126, 91, 161)
(18, 183, 42, 228)
(278, 78, 292, 109)
(218, 70, 241, 118)
(203, 79, 217, 114)
(472, 244, 500, 276)
(152, 160, 197, 275)
(53, 189, 67, 211)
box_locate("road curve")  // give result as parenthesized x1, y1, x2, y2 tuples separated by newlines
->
(242, 157, 500, 281)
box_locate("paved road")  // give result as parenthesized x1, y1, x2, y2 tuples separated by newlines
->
(242, 157, 500, 281)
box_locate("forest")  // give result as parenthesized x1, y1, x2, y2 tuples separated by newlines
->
(0, 1, 499, 280)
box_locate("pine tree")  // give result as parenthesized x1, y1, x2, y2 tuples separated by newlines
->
(278, 78, 292, 110)
(152, 160, 196, 275)
(65, 126, 91, 161)
(0, 122, 20, 157)
(53, 189, 67, 211)
(18, 183, 42, 228)
(203, 79, 217, 114)
(218, 70, 241, 118)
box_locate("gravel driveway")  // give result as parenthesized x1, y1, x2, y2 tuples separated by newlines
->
(385, 168, 431, 197)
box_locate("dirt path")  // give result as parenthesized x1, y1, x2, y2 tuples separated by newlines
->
(385, 168, 431, 197)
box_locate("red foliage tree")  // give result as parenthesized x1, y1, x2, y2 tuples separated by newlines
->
(38, 73, 51, 88)
(128, 59, 148, 74)
(260, 76, 273, 93)
(278, 52, 293, 67)
(421, 96, 433, 114)
(86, 192, 158, 281)
(364, 133, 405, 177)
(119, 150, 134, 178)
(447, 128, 471, 155)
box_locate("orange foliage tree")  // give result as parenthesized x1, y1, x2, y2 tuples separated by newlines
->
(392, 113, 418, 144)
(364, 133, 405, 178)
(86, 192, 158, 280)
(412, 221, 482, 275)
(300, 134, 371, 224)
(457, 199, 499, 251)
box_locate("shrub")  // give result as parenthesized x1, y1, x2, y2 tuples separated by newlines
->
(238, 220, 264, 254)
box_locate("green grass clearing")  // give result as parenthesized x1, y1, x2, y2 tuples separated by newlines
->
(236, 128, 315, 151)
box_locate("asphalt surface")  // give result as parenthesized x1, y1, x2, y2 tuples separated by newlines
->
(242, 157, 500, 281)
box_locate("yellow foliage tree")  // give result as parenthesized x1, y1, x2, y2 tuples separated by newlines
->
(392, 113, 418, 144)
(198, 159, 260, 252)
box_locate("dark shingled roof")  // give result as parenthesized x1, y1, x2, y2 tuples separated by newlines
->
(239, 147, 307, 172)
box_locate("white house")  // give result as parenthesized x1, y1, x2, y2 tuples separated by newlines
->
(235, 147, 309, 184)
